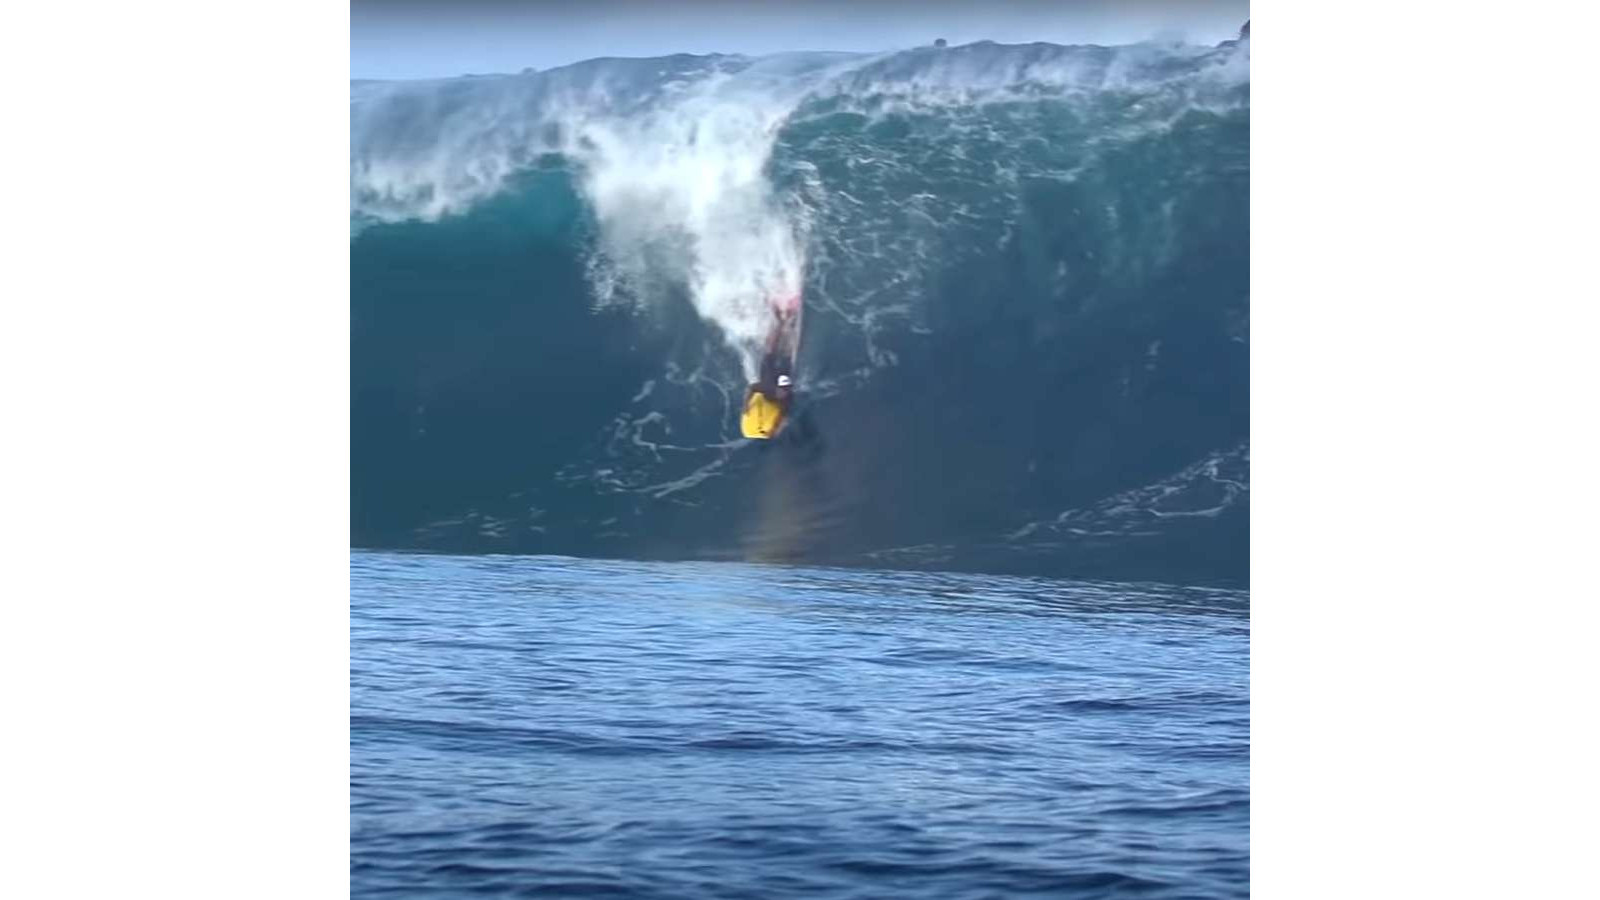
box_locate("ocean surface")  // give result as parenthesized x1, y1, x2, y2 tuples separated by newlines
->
(352, 550, 1249, 897)
(351, 34, 1249, 587)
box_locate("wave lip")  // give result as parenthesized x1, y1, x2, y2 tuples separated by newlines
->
(350, 38, 1248, 229)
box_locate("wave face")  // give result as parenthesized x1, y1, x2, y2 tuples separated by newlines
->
(351, 37, 1250, 586)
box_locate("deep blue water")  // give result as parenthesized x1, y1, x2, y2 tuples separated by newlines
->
(351, 550, 1249, 897)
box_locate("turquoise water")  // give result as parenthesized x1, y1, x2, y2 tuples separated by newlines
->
(352, 550, 1249, 897)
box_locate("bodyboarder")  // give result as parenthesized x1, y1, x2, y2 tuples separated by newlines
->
(740, 303, 798, 440)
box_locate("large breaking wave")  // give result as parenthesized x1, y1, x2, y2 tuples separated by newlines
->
(351, 34, 1250, 586)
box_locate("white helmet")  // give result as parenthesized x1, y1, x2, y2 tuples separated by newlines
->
(777, 374, 792, 388)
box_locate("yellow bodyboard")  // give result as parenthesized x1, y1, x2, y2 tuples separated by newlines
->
(740, 390, 785, 439)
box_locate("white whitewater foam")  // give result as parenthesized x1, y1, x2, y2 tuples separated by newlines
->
(555, 62, 823, 377)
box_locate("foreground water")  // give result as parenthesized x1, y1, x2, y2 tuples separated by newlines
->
(351, 550, 1249, 897)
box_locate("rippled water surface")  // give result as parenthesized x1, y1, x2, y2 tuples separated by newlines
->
(351, 551, 1249, 898)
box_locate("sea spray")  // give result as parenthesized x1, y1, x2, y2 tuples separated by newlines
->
(553, 59, 827, 378)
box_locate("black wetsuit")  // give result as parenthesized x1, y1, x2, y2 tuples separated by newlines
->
(756, 353, 792, 400)
(751, 351, 795, 421)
